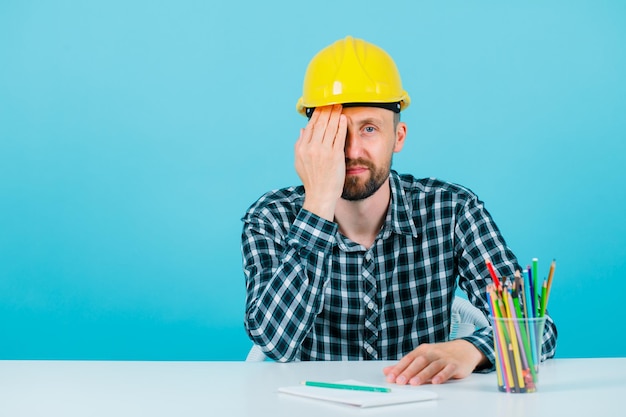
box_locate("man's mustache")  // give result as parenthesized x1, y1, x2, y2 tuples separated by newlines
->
(345, 158, 374, 170)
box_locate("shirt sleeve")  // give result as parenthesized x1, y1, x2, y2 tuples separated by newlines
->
(242, 207, 338, 362)
(453, 192, 558, 372)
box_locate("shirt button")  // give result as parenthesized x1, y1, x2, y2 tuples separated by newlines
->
(365, 253, 372, 262)
(367, 302, 375, 310)
(366, 345, 373, 353)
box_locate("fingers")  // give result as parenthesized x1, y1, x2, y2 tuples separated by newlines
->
(318, 105, 341, 144)
(386, 354, 432, 385)
(431, 363, 456, 385)
(382, 342, 473, 386)
(303, 104, 344, 147)
(387, 357, 453, 386)
(409, 361, 457, 385)
(383, 352, 417, 382)
(294, 104, 347, 220)
(334, 112, 347, 148)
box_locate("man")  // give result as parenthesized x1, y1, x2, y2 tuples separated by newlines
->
(241, 36, 557, 385)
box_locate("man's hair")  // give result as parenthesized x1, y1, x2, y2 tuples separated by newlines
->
(393, 112, 400, 129)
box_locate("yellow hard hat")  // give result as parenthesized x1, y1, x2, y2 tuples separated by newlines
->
(296, 36, 410, 116)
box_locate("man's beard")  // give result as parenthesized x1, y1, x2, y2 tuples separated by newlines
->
(341, 158, 391, 201)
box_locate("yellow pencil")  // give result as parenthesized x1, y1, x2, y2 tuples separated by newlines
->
(503, 293, 525, 390)
(497, 299, 517, 390)
(488, 287, 513, 391)
(497, 321, 515, 391)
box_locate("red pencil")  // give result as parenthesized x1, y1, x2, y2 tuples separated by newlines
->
(486, 259, 502, 288)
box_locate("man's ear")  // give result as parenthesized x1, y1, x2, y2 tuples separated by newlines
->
(393, 122, 407, 153)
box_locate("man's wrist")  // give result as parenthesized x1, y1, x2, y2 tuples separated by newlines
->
(302, 198, 336, 222)
(458, 335, 496, 373)
(452, 339, 489, 371)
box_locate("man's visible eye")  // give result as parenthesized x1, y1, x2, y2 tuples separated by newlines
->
(364, 126, 376, 133)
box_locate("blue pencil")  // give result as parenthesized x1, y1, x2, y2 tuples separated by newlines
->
(526, 266, 535, 318)
(523, 268, 538, 368)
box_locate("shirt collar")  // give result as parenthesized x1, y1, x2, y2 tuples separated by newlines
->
(387, 170, 420, 238)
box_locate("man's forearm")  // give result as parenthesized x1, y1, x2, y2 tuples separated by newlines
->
(243, 210, 337, 361)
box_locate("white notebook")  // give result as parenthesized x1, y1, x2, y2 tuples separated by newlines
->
(278, 379, 438, 408)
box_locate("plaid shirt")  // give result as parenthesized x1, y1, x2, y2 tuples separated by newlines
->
(241, 171, 557, 368)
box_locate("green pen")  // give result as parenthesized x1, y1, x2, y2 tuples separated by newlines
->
(302, 381, 391, 393)
(532, 258, 539, 316)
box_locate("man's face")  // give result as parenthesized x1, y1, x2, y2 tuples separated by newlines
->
(340, 106, 405, 201)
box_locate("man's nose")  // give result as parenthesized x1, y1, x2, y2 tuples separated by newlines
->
(344, 130, 361, 159)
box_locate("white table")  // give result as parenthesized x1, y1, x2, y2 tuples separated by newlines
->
(0, 358, 624, 416)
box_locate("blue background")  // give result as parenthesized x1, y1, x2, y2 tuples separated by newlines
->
(1, 1, 625, 361)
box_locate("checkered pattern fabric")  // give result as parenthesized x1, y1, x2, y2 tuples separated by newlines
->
(241, 171, 557, 369)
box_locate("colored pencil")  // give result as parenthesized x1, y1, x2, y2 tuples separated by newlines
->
(532, 258, 539, 316)
(525, 267, 535, 318)
(488, 287, 514, 392)
(485, 257, 556, 393)
(545, 260, 556, 311)
(486, 259, 501, 289)
(539, 279, 548, 317)
(487, 290, 505, 389)
(302, 381, 391, 393)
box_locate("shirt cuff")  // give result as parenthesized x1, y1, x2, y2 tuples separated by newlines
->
(461, 333, 496, 373)
(287, 208, 338, 255)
